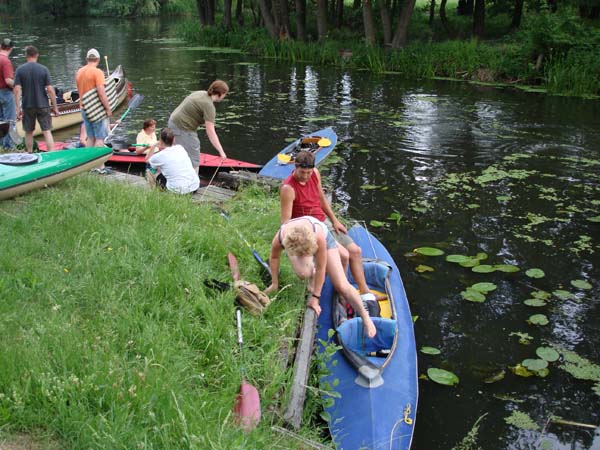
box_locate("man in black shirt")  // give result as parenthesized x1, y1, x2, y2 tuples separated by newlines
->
(14, 45, 59, 152)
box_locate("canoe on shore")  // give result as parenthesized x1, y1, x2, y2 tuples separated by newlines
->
(258, 127, 337, 179)
(107, 149, 262, 171)
(16, 65, 128, 138)
(0, 147, 112, 200)
(316, 225, 418, 450)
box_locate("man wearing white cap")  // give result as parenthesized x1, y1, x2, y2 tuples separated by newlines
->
(76, 48, 112, 171)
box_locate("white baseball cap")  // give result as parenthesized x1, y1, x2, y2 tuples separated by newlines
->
(86, 48, 100, 59)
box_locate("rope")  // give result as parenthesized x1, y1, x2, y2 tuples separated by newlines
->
(198, 159, 223, 203)
(388, 403, 414, 450)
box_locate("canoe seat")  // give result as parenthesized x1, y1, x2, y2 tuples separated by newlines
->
(336, 317, 396, 357)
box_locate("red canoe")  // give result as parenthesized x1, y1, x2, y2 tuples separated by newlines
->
(37, 142, 261, 170)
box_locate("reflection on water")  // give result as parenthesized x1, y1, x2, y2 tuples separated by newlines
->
(4, 15, 600, 450)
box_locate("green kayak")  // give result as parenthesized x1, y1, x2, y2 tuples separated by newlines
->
(0, 147, 112, 200)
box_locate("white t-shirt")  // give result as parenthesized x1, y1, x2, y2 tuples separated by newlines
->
(148, 144, 200, 194)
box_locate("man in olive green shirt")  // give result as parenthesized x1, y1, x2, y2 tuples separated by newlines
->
(167, 79, 228, 170)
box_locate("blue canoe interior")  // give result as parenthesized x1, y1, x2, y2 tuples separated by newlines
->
(316, 225, 418, 450)
(258, 127, 337, 179)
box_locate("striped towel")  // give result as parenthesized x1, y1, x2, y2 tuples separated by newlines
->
(81, 79, 118, 123)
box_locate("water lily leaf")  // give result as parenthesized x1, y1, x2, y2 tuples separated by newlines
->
(459, 258, 480, 267)
(472, 265, 496, 273)
(524, 299, 547, 307)
(528, 314, 549, 325)
(369, 220, 387, 228)
(427, 368, 459, 386)
(483, 369, 505, 384)
(510, 331, 533, 345)
(494, 264, 520, 273)
(414, 247, 445, 256)
(306, 115, 336, 122)
(531, 290, 551, 300)
(461, 289, 486, 303)
(361, 184, 381, 190)
(553, 290, 574, 300)
(512, 364, 534, 377)
(420, 346, 441, 355)
(416, 264, 435, 273)
(446, 254, 471, 263)
(496, 195, 511, 202)
(526, 268, 545, 279)
(471, 282, 497, 293)
(475, 252, 488, 261)
(587, 216, 600, 223)
(387, 211, 402, 224)
(523, 358, 548, 371)
(570, 279, 592, 290)
(505, 410, 540, 430)
(536, 347, 560, 362)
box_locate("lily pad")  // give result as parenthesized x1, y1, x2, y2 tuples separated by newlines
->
(536, 347, 560, 362)
(459, 258, 480, 268)
(494, 264, 520, 273)
(414, 247, 445, 256)
(420, 346, 441, 355)
(522, 358, 548, 371)
(369, 220, 387, 228)
(446, 254, 471, 263)
(510, 331, 533, 345)
(483, 369, 506, 384)
(526, 268, 545, 279)
(528, 314, 549, 326)
(427, 368, 459, 386)
(471, 282, 497, 293)
(415, 264, 434, 273)
(472, 265, 496, 273)
(531, 290, 551, 300)
(461, 289, 486, 303)
(475, 252, 488, 261)
(587, 216, 600, 223)
(511, 364, 534, 377)
(553, 290, 574, 300)
(524, 299, 547, 307)
(570, 279, 592, 290)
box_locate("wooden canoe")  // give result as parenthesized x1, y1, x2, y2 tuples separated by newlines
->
(258, 127, 337, 179)
(0, 147, 112, 200)
(16, 65, 128, 137)
(316, 225, 418, 450)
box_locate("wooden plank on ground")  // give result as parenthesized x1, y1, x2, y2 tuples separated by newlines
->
(102, 171, 149, 189)
(217, 170, 280, 190)
(191, 185, 236, 204)
(284, 307, 317, 430)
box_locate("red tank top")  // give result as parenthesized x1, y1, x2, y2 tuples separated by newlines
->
(283, 171, 326, 221)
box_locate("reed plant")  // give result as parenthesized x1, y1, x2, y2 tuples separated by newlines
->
(0, 176, 326, 448)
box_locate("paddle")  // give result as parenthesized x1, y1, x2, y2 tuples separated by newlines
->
(220, 211, 272, 280)
(232, 308, 261, 431)
(104, 93, 144, 144)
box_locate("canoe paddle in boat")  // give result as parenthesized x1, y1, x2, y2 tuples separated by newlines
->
(233, 308, 261, 431)
(104, 93, 144, 145)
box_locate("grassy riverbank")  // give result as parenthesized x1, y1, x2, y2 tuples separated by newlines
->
(177, 9, 600, 99)
(0, 176, 325, 448)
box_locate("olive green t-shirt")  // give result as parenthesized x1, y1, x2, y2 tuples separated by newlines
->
(169, 91, 216, 131)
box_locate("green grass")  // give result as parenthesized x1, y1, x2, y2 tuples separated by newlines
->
(0, 176, 325, 448)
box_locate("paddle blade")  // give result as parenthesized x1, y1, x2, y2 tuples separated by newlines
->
(128, 93, 144, 110)
(317, 137, 332, 147)
(227, 252, 241, 282)
(233, 381, 261, 431)
(277, 153, 292, 163)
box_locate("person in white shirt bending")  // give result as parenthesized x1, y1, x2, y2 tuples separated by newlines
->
(148, 127, 200, 195)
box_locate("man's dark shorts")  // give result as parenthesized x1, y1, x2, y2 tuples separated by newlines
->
(22, 107, 52, 132)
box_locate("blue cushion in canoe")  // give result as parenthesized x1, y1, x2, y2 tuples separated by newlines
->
(336, 317, 396, 356)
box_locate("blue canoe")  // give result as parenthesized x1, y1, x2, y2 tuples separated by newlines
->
(316, 225, 418, 450)
(258, 127, 337, 179)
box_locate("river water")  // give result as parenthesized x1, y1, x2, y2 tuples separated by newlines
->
(3, 16, 600, 450)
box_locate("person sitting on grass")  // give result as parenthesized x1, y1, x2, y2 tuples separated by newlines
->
(265, 215, 376, 338)
(147, 127, 199, 195)
(134, 118, 159, 157)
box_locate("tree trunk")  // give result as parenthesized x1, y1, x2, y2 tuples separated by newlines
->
(259, 0, 279, 37)
(223, 0, 233, 28)
(279, 0, 292, 38)
(510, 0, 523, 29)
(236, 0, 244, 26)
(472, 0, 484, 39)
(196, 0, 207, 25)
(353, 0, 361, 9)
(429, 0, 435, 26)
(457, 0, 473, 15)
(379, 0, 392, 46)
(205, 0, 216, 25)
(547, 0, 557, 12)
(316, 0, 328, 41)
(335, 0, 344, 28)
(363, 0, 377, 46)
(295, 0, 307, 41)
(439, 0, 453, 36)
(391, 0, 416, 48)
